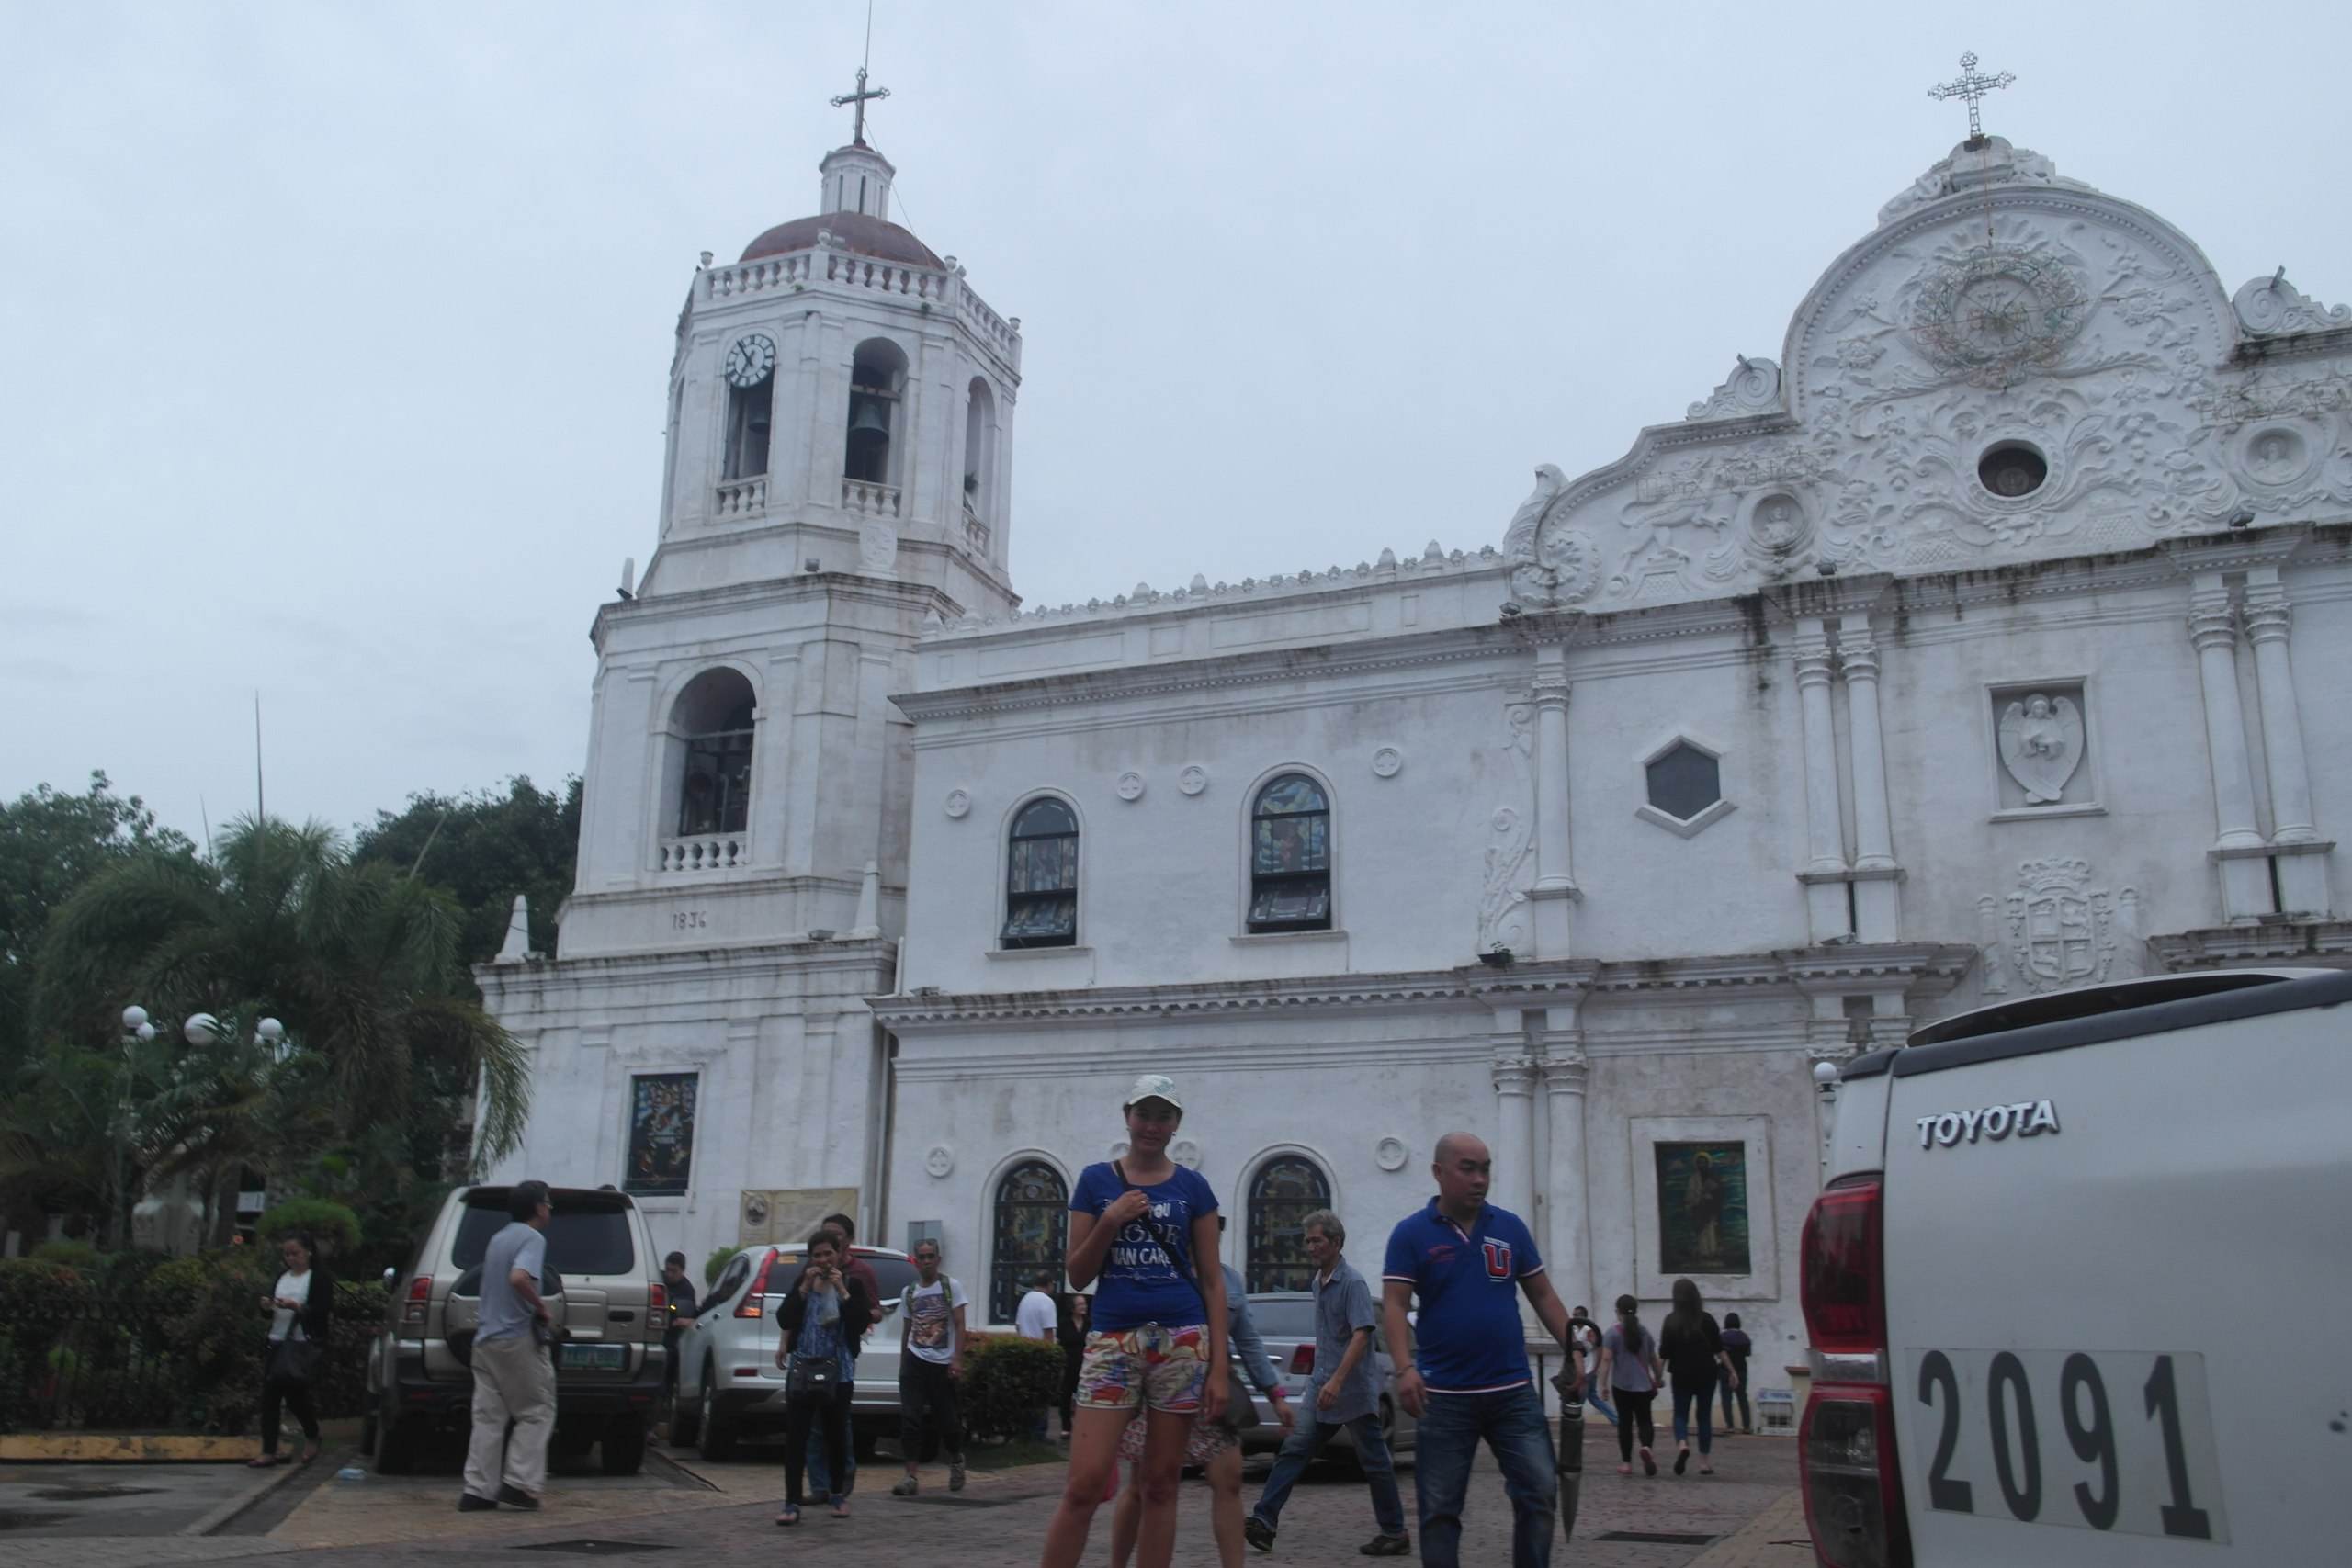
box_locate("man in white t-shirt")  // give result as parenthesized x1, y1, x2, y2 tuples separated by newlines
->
(1014, 1273, 1058, 1341)
(891, 1240, 968, 1496)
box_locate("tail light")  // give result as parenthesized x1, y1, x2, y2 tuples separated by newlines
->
(735, 1247, 781, 1318)
(400, 1275, 432, 1333)
(648, 1282, 668, 1338)
(1288, 1345, 1315, 1375)
(1799, 1175, 1909, 1568)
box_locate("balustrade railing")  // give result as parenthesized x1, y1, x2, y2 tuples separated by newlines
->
(660, 834, 747, 872)
(713, 476, 766, 517)
(965, 510, 992, 555)
(842, 479, 903, 519)
(698, 250, 1019, 359)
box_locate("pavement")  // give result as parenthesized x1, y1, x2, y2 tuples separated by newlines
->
(0, 1425, 1812, 1568)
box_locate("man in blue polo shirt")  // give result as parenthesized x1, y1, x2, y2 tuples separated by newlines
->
(1383, 1132, 1583, 1568)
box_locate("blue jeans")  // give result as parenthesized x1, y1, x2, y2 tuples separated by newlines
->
(1671, 1372, 1717, 1454)
(1412, 1384, 1556, 1568)
(1586, 1387, 1617, 1427)
(1250, 1406, 1407, 1539)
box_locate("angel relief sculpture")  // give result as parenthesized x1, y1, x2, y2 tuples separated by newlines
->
(1997, 693, 2085, 804)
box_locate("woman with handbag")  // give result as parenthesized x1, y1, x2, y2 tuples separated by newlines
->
(249, 1232, 332, 1467)
(774, 1228, 876, 1525)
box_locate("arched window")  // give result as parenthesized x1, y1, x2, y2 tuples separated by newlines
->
(844, 339, 908, 486)
(1247, 1155, 1331, 1292)
(1248, 774, 1331, 932)
(673, 668, 756, 838)
(1003, 797, 1078, 949)
(722, 333, 775, 480)
(990, 1160, 1068, 1324)
(963, 378, 996, 518)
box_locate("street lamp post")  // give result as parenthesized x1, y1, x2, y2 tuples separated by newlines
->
(108, 1005, 286, 1251)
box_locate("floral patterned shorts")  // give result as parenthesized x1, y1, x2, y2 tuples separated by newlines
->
(1076, 1322, 1210, 1414)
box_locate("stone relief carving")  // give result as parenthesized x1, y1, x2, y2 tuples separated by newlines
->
(1997, 857, 2141, 993)
(1477, 702, 1535, 956)
(2233, 272, 2352, 337)
(1374, 1136, 1409, 1172)
(1996, 694, 2084, 804)
(1906, 236, 2093, 389)
(1115, 770, 1146, 802)
(1876, 137, 2089, 227)
(1686, 356, 1783, 422)
(1501, 465, 1600, 610)
(858, 520, 898, 572)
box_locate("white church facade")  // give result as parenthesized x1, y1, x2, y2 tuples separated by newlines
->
(481, 118, 2351, 1370)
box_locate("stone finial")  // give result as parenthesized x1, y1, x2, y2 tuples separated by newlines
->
(1423, 540, 1445, 562)
(850, 861, 882, 939)
(493, 895, 534, 964)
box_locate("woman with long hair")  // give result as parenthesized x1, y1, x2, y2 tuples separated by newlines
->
(1657, 1277, 1739, 1475)
(249, 1232, 333, 1467)
(1595, 1293, 1662, 1476)
(1035, 1074, 1227, 1568)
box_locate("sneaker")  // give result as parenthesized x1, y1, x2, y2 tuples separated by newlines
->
(457, 1494, 498, 1512)
(1243, 1514, 1275, 1551)
(495, 1484, 541, 1510)
(891, 1475, 919, 1496)
(1361, 1533, 1412, 1556)
(948, 1456, 966, 1493)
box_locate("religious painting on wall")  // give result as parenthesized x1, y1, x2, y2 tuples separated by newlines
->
(1653, 1141, 1750, 1274)
(625, 1073, 697, 1195)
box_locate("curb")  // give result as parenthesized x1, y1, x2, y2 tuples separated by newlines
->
(184, 1457, 322, 1537)
(0, 1434, 262, 1462)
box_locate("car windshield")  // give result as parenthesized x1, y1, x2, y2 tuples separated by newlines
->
(452, 1192, 637, 1276)
(1248, 1296, 1317, 1337)
(759, 1252, 922, 1306)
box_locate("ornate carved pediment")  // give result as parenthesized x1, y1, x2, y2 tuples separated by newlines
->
(1496, 144, 2352, 616)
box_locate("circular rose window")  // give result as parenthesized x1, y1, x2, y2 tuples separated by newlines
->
(1978, 443, 2048, 499)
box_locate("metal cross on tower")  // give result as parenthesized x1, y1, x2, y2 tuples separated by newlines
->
(1928, 51, 2015, 141)
(831, 65, 890, 146)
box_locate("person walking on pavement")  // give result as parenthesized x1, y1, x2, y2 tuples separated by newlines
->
(1718, 1311, 1754, 1435)
(250, 1232, 332, 1467)
(1244, 1208, 1410, 1557)
(1017, 1272, 1060, 1340)
(805, 1213, 878, 1502)
(1035, 1073, 1229, 1568)
(1658, 1277, 1738, 1476)
(1596, 1293, 1664, 1476)
(1381, 1132, 1585, 1568)
(1056, 1291, 1091, 1437)
(458, 1180, 558, 1512)
(1567, 1304, 1615, 1428)
(1109, 1222, 1294, 1568)
(891, 1238, 969, 1497)
(775, 1228, 876, 1524)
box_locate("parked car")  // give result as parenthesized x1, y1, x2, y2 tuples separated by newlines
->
(1239, 1292, 1418, 1460)
(670, 1242, 922, 1461)
(363, 1185, 669, 1476)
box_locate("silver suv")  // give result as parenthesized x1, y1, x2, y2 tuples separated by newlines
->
(671, 1242, 922, 1461)
(364, 1185, 670, 1475)
(1240, 1292, 1419, 1460)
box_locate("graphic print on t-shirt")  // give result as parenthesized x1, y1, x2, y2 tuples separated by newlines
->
(1069, 1163, 1219, 1334)
(1482, 1240, 1513, 1280)
(906, 1280, 961, 1362)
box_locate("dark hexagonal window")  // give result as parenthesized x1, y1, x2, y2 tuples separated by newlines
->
(1645, 742, 1721, 822)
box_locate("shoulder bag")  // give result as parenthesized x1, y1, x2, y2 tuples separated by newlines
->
(786, 1353, 839, 1405)
(266, 1332, 321, 1385)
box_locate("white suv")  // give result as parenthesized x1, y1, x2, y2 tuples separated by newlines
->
(671, 1243, 923, 1461)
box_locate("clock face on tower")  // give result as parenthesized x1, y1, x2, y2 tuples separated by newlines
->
(724, 334, 777, 388)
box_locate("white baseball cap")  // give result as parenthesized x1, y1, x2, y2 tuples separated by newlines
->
(1123, 1073, 1182, 1111)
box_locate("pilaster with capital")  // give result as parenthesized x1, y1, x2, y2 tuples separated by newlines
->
(1527, 643, 1580, 958)
(2188, 575, 2274, 919)
(1489, 1047, 1540, 1231)
(1839, 631, 1902, 941)
(1539, 1033, 1591, 1314)
(1794, 621, 1850, 938)
(2243, 570, 2332, 915)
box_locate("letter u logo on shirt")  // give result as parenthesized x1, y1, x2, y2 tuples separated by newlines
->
(1483, 1241, 1512, 1280)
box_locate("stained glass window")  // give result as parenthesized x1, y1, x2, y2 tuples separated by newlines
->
(990, 1161, 1068, 1323)
(678, 698, 755, 836)
(1248, 774, 1330, 932)
(1003, 797, 1078, 948)
(1246, 1156, 1330, 1292)
(624, 1073, 696, 1195)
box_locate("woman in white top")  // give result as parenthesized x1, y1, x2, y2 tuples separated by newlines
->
(250, 1232, 333, 1466)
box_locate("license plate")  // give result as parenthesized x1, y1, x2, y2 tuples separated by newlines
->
(1905, 1348, 2227, 1543)
(559, 1343, 628, 1373)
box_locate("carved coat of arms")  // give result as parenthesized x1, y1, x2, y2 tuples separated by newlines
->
(1983, 858, 2140, 995)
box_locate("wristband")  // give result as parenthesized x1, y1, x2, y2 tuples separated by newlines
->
(1266, 1387, 1285, 1399)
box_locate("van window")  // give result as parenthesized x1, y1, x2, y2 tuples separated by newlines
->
(452, 1192, 637, 1276)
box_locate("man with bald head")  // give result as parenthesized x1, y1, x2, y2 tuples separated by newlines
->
(1382, 1132, 1582, 1567)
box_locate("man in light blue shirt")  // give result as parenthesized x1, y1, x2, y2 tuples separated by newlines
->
(460, 1180, 557, 1512)
(1245, 1209, 1410, 1557)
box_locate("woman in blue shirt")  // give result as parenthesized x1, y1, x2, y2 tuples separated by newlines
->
(1036, 1074, 1229, 1568)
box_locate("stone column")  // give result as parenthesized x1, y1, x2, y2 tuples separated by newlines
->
(1794, 621, 1850, 940)
(2188, 576, 2274, 920)
(1540, 1038, 1591, 1314)
(1839, 632, 1901, 941)
(1528, 645, 1579, 958)
(2243, 570, 2332, 917)
(1489, 1011, 1539, 1230)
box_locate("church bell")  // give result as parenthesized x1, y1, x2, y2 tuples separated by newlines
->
(846, 400, 890, 446)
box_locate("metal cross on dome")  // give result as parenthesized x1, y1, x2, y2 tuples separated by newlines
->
(831, 65, 890, 146)
(1928, 51, 2015, 141)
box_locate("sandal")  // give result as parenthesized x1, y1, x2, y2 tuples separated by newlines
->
(830, 1494, 850, 1519)
(775, 1506, 801, 1526)
(1640, 1446, 1657, 1476)
(300, 1441, 323, 1464)
(1700, 1463, 1714, 1475)
(1616, 1462, 1631, 1475)
(245, 1454, 283, 1469)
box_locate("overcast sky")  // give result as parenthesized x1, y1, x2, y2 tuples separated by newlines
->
(6, 0, 2346, 845)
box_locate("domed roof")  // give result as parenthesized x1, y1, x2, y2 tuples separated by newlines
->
(740, 209, 943, 270)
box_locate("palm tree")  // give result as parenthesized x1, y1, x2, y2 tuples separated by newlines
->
(27, 816, 530, 1232)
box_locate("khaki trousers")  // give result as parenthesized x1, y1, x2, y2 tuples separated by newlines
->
(464, 1333, 557, 1499)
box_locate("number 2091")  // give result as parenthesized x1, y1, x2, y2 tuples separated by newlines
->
(1909, 1348, 2226, 1543)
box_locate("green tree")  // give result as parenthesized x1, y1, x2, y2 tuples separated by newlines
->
(352, 775, 582, 985)
(0, 773, 196, 1067)
(28, 817, 531, 1220)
